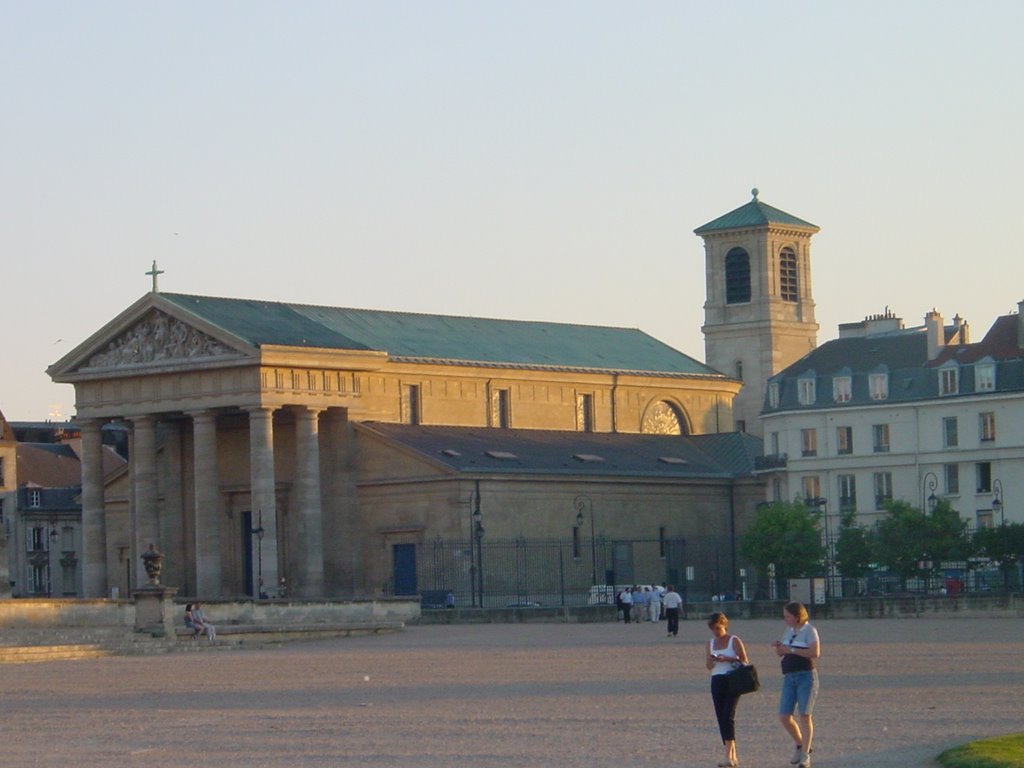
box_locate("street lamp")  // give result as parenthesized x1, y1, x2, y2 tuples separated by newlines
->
(992, 479, 1004, 527)
(921, 472, 939, 592)
(472, 500, 485, 608)
(922, 471, 938, 512)
(574, 495, 596, 588)
(47, 518, 59, 597)
(250, 509, 266, 599)
(807, 497, 830, 598)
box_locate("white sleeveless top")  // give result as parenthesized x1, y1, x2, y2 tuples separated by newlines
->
(709, 635, 741, 676)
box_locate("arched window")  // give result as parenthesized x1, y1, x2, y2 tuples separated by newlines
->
(725, 248, 751, 304)
(780, 247, 798, 302)
(641, 401, 688, 435)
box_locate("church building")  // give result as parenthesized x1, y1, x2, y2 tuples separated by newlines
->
(47, 193, 814, 602)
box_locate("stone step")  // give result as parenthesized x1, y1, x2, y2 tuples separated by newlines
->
(0, 644, 113, 664)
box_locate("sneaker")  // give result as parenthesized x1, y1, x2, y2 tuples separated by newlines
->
(797, 750, 812, 768)
(789, 746, 803, 765)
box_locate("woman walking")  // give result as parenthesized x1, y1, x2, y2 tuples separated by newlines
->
(706, 612, 748, 767)
(771, 601, 820, 768)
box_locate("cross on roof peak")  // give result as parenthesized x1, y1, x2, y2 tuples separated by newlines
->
(146, 260, 165, 293)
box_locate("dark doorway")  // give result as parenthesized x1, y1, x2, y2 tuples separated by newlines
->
(393, 543, 418, 596)
(242, 511, 255, 597)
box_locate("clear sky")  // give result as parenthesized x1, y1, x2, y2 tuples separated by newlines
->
(3, 2, 1023, 421)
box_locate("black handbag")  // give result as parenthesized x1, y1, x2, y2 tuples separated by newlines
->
(726, 663, 760, 695)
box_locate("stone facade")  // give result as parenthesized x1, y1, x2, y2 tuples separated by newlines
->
(697, 191, 820, 436)
(49, 293, 749, 600)
(0, 410, 14, 597)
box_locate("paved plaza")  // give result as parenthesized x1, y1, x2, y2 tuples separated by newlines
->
(3, 616, 1023, 767)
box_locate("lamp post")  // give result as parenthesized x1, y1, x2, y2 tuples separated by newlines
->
(921, 471, 939, 592)
(47, 519, 59, 597)
(807, 497, 830, 598)
(472, 493, 485, 608)
(250, 509, 265, 599)
(991, 479, 1010, 592)
(574, 495, 596, 588)
(992, 479, 1004, 527)
(922, 471, 939, 513)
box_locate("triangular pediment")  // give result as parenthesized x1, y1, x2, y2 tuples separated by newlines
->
(49, 294, 255, 380)
(84, 308, 239, 369)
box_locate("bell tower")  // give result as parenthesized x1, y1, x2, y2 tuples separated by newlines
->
(696, 189, 820, 436)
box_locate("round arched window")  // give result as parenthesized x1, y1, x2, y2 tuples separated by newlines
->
(641, 401, 688, 435)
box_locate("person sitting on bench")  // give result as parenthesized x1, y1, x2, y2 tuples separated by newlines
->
(191, 602, 217, 642)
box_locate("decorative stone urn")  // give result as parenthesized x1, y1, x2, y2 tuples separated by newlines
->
(141, 544, 164, 586)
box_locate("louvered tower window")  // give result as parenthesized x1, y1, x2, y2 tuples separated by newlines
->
(725, 248, 751, 304)
(780, 247, 798, 301)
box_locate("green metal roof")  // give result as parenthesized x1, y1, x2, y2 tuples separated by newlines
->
(694, 190, 818, 235)
(160, 293, 722, 377)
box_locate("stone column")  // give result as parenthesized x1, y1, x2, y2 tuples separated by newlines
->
(79, 419, 108, 597)
(131, 415, 159, 589)
(191, 410, 221, 597)
(293, 407, 325, 597)
(247, 407, 279, 596)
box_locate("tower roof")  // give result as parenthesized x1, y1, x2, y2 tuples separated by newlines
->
(694, 189, 819, 235)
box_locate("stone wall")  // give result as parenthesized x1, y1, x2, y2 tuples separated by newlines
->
(0, 597, 419, 630)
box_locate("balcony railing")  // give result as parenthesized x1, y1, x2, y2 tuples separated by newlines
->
(754, 453, 788, 471)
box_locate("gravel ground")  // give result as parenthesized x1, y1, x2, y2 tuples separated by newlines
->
(2, 616, 1023, 768)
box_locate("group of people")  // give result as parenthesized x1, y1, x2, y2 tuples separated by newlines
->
(616, 584, 684, 635)
(183, 602, 217, 642)
(705, 601, 820, 768)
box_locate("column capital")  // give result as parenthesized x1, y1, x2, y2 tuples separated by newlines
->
(244, 405, 278, 415)
(77, 417, 108, 433)
(287, 404, 325, 416)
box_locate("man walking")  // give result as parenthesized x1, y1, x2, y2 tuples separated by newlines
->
(662, 585, 683, 637)
(619, 587, 633, 624)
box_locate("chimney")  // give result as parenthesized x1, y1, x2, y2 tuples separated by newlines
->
(950, 313, 970, 345)
(924, 309, 944, 360)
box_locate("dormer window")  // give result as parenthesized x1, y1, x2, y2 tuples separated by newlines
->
(833, 376, 852, 403)
(940, 364, 959, 396)
(797, 376, 816, 406)
(976, 362, 995, 391)
(768, 381, 780, 409)
(869, 373, 888, 401)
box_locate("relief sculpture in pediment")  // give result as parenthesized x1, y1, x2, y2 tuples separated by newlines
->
(87, 310, 234, 368)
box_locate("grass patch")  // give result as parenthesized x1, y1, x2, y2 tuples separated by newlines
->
(938, 735, 1024, 768)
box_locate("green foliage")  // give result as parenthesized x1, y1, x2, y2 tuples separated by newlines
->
(739, 501, 825, 585)
(833, 510, 873, 579)
(973, 523, 1024, 591)
(973, 522, 1024, 566)
(937, 734, 1024, 767)
(873, 499, 973, 580)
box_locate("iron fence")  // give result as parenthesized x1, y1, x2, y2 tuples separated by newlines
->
(406, 536, 694, 608)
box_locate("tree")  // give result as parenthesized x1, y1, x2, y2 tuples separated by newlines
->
(873, 500, 972, 586)
(834, 510, 873, 583)
(973, 522, 1024, 592)
(740, 501, 825, 594)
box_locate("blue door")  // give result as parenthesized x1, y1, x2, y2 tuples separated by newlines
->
(393, 544, 418, 596)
